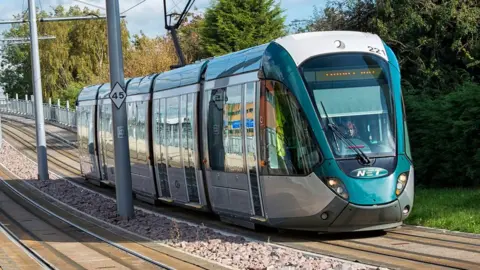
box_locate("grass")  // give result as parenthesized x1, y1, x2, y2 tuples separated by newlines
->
(405, 187, 480, 234)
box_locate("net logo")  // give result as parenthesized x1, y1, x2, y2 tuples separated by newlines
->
(350, 167, 388, 179)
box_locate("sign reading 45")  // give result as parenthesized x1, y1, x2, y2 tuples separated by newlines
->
(110, 82, 127, 109)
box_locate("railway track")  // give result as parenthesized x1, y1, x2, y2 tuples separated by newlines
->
(0, 168, 175, 270)
(0, 121, 230, 270)
(2, 118, 480, 270)
(0, 209, 52, 270)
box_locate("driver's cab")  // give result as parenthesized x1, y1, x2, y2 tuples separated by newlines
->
(329, 113, 394, 157)
(301, 53, 397, 160)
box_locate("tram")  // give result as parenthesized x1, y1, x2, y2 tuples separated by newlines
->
(76, 31, 414, 232)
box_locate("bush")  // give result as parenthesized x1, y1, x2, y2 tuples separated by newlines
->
(51, 81, 83, 108)
(406, 83, 480, 187)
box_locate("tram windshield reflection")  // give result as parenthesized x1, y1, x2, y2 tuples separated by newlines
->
(301, 53, 396, 158)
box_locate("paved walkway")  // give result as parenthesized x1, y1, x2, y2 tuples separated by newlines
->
(0, 114, 77, 144)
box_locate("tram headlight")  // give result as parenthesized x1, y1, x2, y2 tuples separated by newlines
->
(325, 177, 349, 200)
(395, 173, 408, 196)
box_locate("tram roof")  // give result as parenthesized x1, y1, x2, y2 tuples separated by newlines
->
(97, 78, 140, 99)
(97, 82, 111, 99)
(204, 43, 268, 81)
(153, 61, 208, 92)
(137, 73, 159, 94)
(152, 43, 269, 91)
(77, 38, 271, 100)
(124, 74, 159, 96)
(76, 84, 102, 101)
(124, 77, 143, 96)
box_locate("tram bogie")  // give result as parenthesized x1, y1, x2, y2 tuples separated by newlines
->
(76, 31, 414, 232)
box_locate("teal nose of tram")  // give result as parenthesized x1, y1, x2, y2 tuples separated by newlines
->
(312, 155, 414, 232)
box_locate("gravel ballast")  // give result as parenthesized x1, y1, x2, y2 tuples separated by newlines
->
(0, 139, 384, 270)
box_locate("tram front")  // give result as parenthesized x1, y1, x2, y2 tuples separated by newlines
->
(259, 31, 414, 232)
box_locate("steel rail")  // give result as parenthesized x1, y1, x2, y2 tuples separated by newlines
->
(0, 219, 55, 269)
(0, 172, 175, 270)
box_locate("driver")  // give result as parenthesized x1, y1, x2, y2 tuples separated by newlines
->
(345, 121, 358, 138)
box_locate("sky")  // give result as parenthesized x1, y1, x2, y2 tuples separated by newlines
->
(0, 0, 326, 40)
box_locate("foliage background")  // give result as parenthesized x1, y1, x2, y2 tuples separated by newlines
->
(0, 6, 203, 106)
(1, 0, 479, 187)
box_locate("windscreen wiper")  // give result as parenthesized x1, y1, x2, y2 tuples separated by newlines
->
(320, 102, 371, 165)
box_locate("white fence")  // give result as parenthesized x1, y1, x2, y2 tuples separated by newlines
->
(0, 94, 76, 130)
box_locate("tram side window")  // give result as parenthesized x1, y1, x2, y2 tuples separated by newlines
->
(224, 84, 245, 173)
(127, 102, 137, 160)
(402, 96, 412, 161)
(137, 101, 147, 162)
(260, 80, 321, 176)
(137, 101, 146, 140)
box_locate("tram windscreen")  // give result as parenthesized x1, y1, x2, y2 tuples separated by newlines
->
(300, 53, 396, 158)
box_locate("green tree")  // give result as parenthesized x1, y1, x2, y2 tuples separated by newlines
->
(0, 12, 32, 97)
(178, 12, 209, 63)
(68, 6, 130, 85)
(303, 0, 480, 94)
(406, 83, 480, 187)
(38, 6, 75, 99)
(0, 43, 32, 97)
(0, 5, 130, 106)
(201, 0, 286, 56)
(125, 32, 178, 77)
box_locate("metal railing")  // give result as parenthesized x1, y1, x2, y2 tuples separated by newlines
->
(0, 95, 76, 130)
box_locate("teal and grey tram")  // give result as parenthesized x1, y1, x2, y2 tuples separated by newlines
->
(75, 31, 414, 232)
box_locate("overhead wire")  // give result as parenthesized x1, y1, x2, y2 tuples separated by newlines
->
(167, 0, 182, 18)
(176, 0, 195, 27)
(73, 0, 105, 10)
(72, 0, 147, 14)
(164, 0, 195, 28)
(121, 0, 147, 15)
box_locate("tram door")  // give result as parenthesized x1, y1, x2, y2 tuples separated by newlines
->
(165, 96, 188, 202)
(159, 94, 200, 204)
(97, 102, 109, 181)
(205, 82, 264, 217)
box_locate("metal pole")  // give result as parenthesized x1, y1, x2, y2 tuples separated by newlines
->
(25, 94, 28, 115)
(48, 97, 52, 121)
(31, 95, 35, 118)
(1, 36, 56, 42)
(0, 15, 125, 25)
(40, 15, 126, 22)
(28, 0, 49, 180)
(105, 0, 134, 218)
(66, 100, 70, 126)
(0, 114, 3, 148)
(0, 20, 26, 24)
(0, 114, 2, 149)
(57, 99, 61, 122)
(170, 27, 186, 67)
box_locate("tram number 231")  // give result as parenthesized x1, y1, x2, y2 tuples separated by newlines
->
(368, 46, 386, 56)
